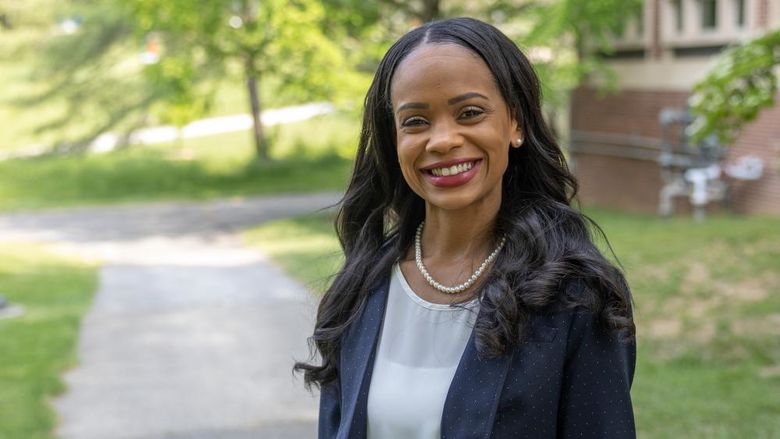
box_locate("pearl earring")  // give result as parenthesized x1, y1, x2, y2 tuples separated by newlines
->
(514, 137, 523, 148)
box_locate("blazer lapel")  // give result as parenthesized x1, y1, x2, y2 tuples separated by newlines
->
(338, 279, 390, 439)
(441, 322, 515, 439)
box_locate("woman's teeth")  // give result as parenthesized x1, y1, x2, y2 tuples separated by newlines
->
(430, 161, 475, 177)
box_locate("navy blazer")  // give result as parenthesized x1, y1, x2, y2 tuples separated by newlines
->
(319, 277, 636, 439)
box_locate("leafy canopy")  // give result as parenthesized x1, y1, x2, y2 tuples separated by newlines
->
(689, 30, 780, 144)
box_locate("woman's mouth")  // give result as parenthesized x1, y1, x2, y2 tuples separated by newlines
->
(422, 159, 482, 187)
(429, 160, 476, 177)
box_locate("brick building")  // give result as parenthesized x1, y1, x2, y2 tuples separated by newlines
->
(570, 0, 780, 215)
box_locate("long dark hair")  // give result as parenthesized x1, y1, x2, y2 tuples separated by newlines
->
(294, 17, 634, 389)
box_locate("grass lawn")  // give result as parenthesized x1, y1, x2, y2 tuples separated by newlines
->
(0, 243, 98, 439)
(244, 214, 342, 293)
(0, 112, 358, 211)
(245, 210, 780, 438)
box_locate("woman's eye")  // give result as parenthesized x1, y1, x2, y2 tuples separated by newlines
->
(460, 107, 484, 119)
(401, 117, 427, 127)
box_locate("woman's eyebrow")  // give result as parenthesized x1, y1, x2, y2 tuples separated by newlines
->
(448, 92, 488, 105)
(396, 92, 489, 113)
(397, 102, 429, 112)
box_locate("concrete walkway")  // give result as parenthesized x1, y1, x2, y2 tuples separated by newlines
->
(0, 192, 342, 439)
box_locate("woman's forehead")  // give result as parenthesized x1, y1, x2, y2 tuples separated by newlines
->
(390, 43, 498, 102)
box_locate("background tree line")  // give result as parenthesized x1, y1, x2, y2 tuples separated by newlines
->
(2, 0, 775, 160)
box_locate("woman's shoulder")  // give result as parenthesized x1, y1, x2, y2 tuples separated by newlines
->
(526, 277, 633, 344)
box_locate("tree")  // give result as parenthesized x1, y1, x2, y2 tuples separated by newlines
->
(27, 0, 640, 156)
(322, 0, 637, 109)
(523, 0, 643, 107)
(688, 29, 780, 145)
(28, 0, 349, 159)
(128, 0, 348, 161)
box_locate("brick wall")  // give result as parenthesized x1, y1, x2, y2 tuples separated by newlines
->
(573, 154, 663, 213)
(570, 87, 780, 215)
(757, 0, 769, 28)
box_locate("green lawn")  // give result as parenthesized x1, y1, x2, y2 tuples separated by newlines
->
(244, 213, 342, 293)
(0, 243, 98, 439)
(246, 210, 780, 438)
(0, 112, 358, 211)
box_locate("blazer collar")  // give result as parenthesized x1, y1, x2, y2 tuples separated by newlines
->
(339, 275, 514, 439)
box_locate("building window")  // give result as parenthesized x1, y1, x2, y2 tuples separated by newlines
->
(735, 0, 746, 27)
(701, 0, 718, 29)
(672, 0, 684, 33)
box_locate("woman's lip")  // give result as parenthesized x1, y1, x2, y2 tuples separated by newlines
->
(422, 159, 482, 188)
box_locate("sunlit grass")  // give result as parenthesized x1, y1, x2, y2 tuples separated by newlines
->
(0, 243, 98, 439)
(246, 210, 780, 438)
(0, 32, 72, 152)
(0, 112, 358, 211)
(243, 213, 341, 294)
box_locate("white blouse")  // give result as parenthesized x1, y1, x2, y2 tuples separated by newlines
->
(367, 263, 479, 439)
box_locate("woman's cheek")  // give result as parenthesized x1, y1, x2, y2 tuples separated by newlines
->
(396, 155, 415, 190)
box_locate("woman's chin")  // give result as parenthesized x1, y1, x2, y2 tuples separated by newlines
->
(422, 193, 488, 213)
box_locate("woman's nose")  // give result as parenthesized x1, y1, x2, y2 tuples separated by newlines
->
(426, 119, 463, 154)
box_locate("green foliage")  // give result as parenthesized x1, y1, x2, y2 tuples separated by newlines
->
(145, 56, 216, 128)
(326, 0, 639, 116)
(128, 0, 349, 111)
(526, 0, 641, 53)
(5, 0, 641, 153)
(13, 0, 356, 153)
(689, 30, 780, 145)
(0, 243, 98, 439)
(524, 0, 642, 105)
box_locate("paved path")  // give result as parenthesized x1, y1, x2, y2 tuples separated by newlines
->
(0, 192, 342, 439)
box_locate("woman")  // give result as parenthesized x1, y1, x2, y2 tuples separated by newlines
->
(295, 17, 636, 439)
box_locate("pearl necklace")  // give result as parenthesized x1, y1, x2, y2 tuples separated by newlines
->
(414, 221, 506, 295)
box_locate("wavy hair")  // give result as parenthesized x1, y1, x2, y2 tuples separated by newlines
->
(294, 17, 634, 389)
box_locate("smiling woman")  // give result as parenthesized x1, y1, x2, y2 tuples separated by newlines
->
(393, 43, 519, 219)
(295, 17, 636, 439)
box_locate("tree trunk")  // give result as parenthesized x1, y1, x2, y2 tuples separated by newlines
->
(245, 57, 268, 161)
(420, 0, 441, 22)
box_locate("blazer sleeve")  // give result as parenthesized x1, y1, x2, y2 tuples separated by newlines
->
(318, 378, 341, 439)
(556, 311, 636, 438)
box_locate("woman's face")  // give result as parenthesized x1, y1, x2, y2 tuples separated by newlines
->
(390, 43, 520, 214)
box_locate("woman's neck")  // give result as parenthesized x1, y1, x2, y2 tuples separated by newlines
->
(396, 197, 502, 304)
(420, 201, 501, 262)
